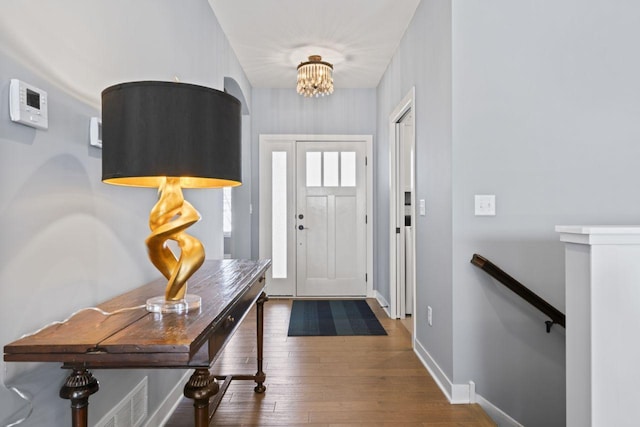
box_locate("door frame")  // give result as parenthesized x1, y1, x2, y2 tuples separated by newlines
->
(259, 134, 374, 298)
(389, 88, 416, 321)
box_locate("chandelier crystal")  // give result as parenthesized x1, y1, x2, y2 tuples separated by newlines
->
(296, 55, 334, 97)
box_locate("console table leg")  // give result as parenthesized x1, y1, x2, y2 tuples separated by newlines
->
(59, 368, 99, 427)
(184, 368, 219, 427)
(254, 291, 268, 393)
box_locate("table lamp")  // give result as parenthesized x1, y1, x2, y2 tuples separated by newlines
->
(101, 81, 241, 314)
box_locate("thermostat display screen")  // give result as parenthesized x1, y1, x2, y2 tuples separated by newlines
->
(9, 78, 48, 130)
(26, 88, 40, 109)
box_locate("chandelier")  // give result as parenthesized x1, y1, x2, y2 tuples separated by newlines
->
(296, 55, 334, 97)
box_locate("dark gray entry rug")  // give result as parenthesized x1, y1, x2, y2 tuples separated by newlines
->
(287, 299, 387, 336)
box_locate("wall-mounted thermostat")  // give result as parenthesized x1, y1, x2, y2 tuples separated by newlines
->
(9, 79, 48, 130)
(90, 117, 102, 148)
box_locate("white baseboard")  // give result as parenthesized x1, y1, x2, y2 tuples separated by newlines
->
(413, 338, 521, 426)
(475, 393, 524, 427)
(414, 339, 471, 403)
(373, 291, 391, 317)
(145, 370, 192, 427)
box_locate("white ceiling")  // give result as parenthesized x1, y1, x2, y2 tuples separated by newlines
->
(208, 0, 421, 89)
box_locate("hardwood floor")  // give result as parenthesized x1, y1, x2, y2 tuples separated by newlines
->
(165, 299, 496, 426)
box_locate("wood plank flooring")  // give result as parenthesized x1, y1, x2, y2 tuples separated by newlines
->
(165, 299, 496, 426)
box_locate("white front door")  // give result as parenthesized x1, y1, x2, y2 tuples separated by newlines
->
(259, 135, 370, 297)
(295, 141, 367, 296)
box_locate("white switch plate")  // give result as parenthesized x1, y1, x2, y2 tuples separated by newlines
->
(89, 117, 102, 148)
(419, 199, 426, 216)
(475, 195, 496, 216)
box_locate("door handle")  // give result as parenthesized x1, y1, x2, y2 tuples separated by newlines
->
(298, 225, 305, 230)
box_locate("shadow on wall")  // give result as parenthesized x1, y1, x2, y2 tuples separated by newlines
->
(224, 77, 249, 115)
(0, 153, 152, 424)
(2, 363, 69, 426)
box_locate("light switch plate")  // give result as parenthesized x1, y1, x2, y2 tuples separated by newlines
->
(89, 117, 102, 148)
(475, 195, 496, 216)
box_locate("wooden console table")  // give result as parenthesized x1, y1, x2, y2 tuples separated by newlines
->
(4, 259, 271, 427)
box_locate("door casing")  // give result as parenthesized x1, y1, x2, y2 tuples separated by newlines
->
(259, 134, 373, 298)
(389, 88, 417, 329)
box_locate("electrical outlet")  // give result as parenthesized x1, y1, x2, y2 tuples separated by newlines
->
(427, 306, 433, 326)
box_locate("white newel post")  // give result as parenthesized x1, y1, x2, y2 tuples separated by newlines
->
(556, 226, 640, 427)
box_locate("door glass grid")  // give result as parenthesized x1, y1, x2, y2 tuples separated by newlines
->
(306, 152, 322, 187)
(323, 152, 339, 187)
(340, 152, 356, 187)
(306, 151, 357, 188)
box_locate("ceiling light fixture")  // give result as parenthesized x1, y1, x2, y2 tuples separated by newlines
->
(296, 55, 334, 97)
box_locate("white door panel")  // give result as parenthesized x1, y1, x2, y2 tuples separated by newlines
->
(335, 196, 357, 278)
(296, 141, 366, 296)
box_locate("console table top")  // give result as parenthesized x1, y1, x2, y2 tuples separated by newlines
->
(4, 259, 271, 368)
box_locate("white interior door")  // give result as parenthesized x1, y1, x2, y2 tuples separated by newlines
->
(399, 111, 414, 316)
(296, 141, 367, 296)
(389, 88, 416, 320)
(393, 111, 415, 318)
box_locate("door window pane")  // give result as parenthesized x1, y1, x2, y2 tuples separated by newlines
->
(306, 152, 322, 187)
(323, 152, 339, 187)
(272, 152, 287, 278)
(223, 187, 232, 235)
(340, 152, 356, 187)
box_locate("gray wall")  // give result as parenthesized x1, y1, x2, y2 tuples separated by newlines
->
(230, 115, 253, 259)
(224, 77, 253, 260)
(377, 0, 640, 426)
(452, 0, 640, 425)
(250, 88, 376, 260)
(376, 0, 454, 381)
(0, 1, 251, 424)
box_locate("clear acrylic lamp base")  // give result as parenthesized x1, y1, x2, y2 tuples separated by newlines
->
(145, 294, 201, 314)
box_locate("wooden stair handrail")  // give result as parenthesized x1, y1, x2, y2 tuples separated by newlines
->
(471, 254, 565, 333)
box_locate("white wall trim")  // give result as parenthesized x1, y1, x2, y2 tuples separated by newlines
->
(374, 290, 391, 317)
(145, 370, 192, 427)
(414, 338, 470, 403)
(475, 393, 524, 427)
(413, 338, 521, 426)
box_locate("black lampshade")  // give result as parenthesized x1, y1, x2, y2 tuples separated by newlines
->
(101, 81, 241, 188)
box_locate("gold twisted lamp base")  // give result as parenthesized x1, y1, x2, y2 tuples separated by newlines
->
(145, 177, 205, 313)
